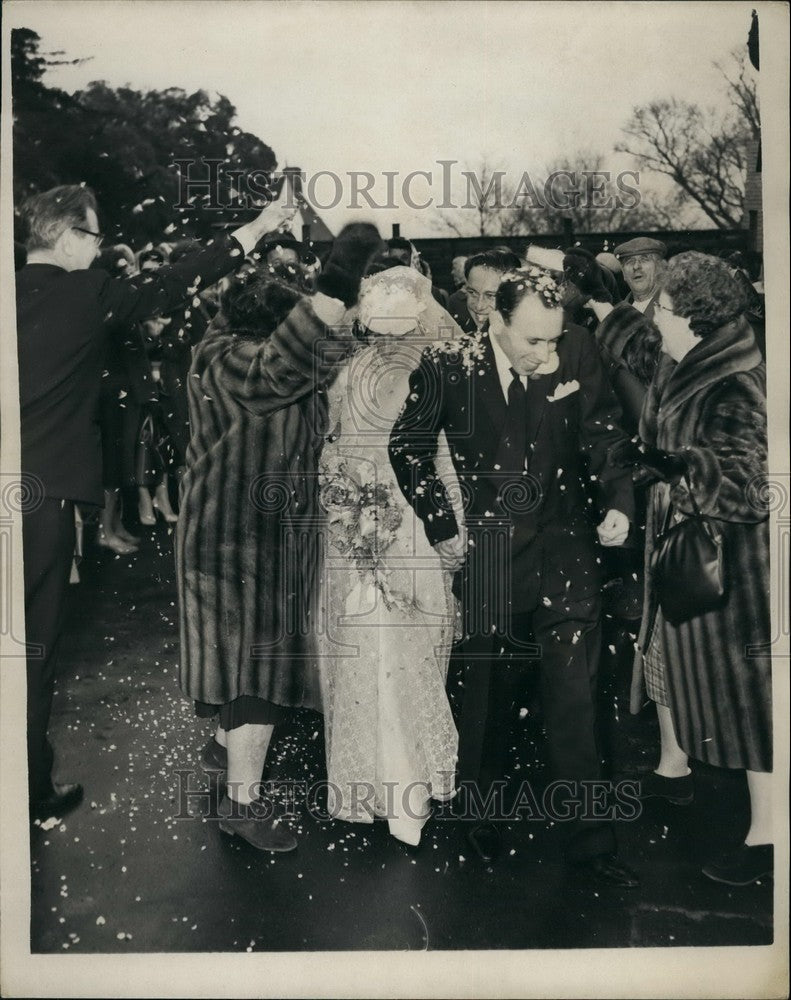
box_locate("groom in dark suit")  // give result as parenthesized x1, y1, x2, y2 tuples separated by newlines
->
(389, 267, 638, 887)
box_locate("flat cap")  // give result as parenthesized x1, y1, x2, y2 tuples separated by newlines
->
(613, 237, 666, 259)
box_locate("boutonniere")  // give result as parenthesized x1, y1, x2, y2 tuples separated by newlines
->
(531, 352, 560, 377)
(547, 379, 580, 402)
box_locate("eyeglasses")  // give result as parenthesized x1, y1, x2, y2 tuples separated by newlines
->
(653, 300, 674, 315)
(465, 286, 497, 302)
(72, 226, 104, 246)
(621, 254, 658, 268)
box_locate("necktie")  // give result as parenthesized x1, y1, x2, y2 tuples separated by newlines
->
(525, 373, 549, 450)
(502, 367, 528, 472)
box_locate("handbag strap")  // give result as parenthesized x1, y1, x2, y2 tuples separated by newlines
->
(681, 472, 703, 519)
(658, 471, 701, 535)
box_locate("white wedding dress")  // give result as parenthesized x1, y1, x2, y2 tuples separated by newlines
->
(318, 280, 461, 846)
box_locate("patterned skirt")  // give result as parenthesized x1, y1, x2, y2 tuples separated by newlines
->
(643, 609, 668, 707)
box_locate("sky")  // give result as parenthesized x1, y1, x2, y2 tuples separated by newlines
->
(6, 0, 758, 236)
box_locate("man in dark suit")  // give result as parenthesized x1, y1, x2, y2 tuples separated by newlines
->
(447, 248, 522, 334)
(389, 267, 638, 886)
(16, 183, 296, 819)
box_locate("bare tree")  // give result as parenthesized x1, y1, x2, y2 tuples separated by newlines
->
(434, 155, 685, 237)
(435, 160, 516, 236)
(616, 50, 759, 230)
(715, 48, 760, 140)
(504, 152, 686, 235)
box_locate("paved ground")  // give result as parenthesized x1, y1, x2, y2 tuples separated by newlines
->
(30, 517, 773, 953)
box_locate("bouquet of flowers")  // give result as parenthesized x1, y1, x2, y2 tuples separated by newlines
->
(320, 461, 412, 612)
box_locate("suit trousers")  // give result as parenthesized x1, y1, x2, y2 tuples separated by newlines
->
(23, 497, 76, 800)
(449, 593, 616, 861)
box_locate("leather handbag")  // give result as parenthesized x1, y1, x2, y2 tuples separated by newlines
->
(650, 476, 726, 626)
(133, 412, 164, 488)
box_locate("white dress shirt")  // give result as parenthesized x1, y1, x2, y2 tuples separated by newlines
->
(489, 332, 526, 401)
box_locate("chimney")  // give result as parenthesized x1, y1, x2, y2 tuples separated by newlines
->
(282, 166, 304, 205)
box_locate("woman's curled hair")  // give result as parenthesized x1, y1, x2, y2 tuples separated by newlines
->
(622, 317, 662, 385)
(222, 273, 303, 340)
(663, 251, 749, 337)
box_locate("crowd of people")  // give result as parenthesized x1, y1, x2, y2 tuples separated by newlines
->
(15, 181, 772, 893)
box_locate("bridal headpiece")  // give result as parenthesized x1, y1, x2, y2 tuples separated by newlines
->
(356, 265, 432, 338)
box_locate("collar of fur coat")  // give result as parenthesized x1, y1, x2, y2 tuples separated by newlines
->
(653, 314, 761, 417)
(640, 314, 762, 447)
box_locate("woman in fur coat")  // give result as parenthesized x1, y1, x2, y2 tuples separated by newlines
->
(614, 252, 772, 887)
(177, 224, 383, 852)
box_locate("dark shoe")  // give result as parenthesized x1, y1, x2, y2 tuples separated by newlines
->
(574, 855, 641, 889)
(602, 576, 643, 621)
(466, 822, 501, 863)
(200, 737, 227, 772)
(639, 770, 694, 805)
(30, 783, 84, 821)
(217, 795, 297, 853)
(702, 844, 773, 886)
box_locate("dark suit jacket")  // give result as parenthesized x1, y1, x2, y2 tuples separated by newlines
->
(16, 236, 246, 505)
(389, 324, 634, 622)
(447, 288, 476, 333)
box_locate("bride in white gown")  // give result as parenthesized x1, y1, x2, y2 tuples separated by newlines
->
(318, 266, 462, 846)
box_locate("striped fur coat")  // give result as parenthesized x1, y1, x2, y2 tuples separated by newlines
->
(594, 302, 661, 433)
(176, 298, 351, 711)
(630, 315, 772, 772)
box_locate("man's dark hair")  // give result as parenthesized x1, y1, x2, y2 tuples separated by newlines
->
(364, 251, 410, 278)
(495, 268, 561, 321)
(463, 249, 521, 280)
(386, 237, 414, 256)
(138, 247, 168, 269)
(21, 184, 98, 251)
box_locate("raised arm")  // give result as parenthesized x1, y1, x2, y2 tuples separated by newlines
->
(98, 195, 300, 329)
(194, 223, 385, 416)
(196, 293, 353, 416)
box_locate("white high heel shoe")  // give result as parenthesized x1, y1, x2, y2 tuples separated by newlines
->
(388, 806, 432, 846)
(152, 499, 179, 524)
(97, 526, 139, 554)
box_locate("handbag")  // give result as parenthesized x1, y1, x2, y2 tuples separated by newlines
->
(650, 475, 726, 626)
(133, 412, 164, 487)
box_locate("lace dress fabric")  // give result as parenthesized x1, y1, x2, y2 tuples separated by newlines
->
(318, 342, 460, 844)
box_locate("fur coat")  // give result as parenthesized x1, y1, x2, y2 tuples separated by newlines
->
(177, 298, 351, 711)
(630, 315, 772, 772)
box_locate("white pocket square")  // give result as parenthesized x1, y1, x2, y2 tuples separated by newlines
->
(547, 380, 580, 402)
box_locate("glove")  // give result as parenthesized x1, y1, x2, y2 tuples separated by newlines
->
(562, 247, 613, 304)
(316, 223, 385, 307)
(610, 438, 687, 485)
